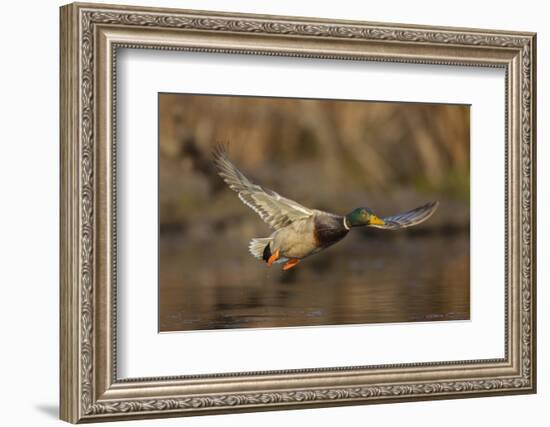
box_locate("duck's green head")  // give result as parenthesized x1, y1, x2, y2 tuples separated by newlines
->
(345, 207, 385, 228)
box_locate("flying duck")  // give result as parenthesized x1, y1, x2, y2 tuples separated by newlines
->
(214, 146, 438, 271)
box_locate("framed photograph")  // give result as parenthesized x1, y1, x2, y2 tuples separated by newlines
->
(60, 2, 536, 423)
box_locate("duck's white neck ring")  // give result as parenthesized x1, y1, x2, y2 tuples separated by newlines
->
(343, 216, 351, 231)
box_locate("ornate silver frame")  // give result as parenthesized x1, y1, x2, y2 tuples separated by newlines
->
(60, 2, 536, 423)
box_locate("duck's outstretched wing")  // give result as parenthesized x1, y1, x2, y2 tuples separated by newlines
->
(214, 146, 313, 230)
(370, 201, 439, 230)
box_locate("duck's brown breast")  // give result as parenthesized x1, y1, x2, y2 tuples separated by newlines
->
(313, 214, 349, 248)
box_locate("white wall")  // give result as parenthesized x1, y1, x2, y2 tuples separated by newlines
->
(0, 1, 545, 426)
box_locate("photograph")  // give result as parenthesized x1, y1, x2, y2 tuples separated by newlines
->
(158, 93, 471, 332)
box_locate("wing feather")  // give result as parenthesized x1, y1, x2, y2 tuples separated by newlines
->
(214, 146, 313, 230)
(370, 201, 439, 230)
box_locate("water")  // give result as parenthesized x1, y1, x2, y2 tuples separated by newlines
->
(159, 233, 469, 332)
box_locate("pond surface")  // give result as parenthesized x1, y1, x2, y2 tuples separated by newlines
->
(159, 232, 469, 332)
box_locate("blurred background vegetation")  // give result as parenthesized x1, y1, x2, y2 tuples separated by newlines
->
(159, 93, 470, 332)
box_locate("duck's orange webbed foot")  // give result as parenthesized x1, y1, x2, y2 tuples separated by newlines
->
(282, 259, 300, 271)
(267, 249, 280, 266)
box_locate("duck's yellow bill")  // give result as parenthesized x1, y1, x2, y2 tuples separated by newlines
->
(370, 215, 385, 226)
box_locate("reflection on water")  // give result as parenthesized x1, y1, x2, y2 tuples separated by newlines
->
(159, 232, 469, 332)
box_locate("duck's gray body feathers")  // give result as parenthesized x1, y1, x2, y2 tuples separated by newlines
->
(248, 212, 349, 262)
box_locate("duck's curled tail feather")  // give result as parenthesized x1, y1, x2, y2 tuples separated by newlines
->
(248, 237, 272, 260)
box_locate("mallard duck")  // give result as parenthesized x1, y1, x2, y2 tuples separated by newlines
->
(214, 147, 438, 271)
